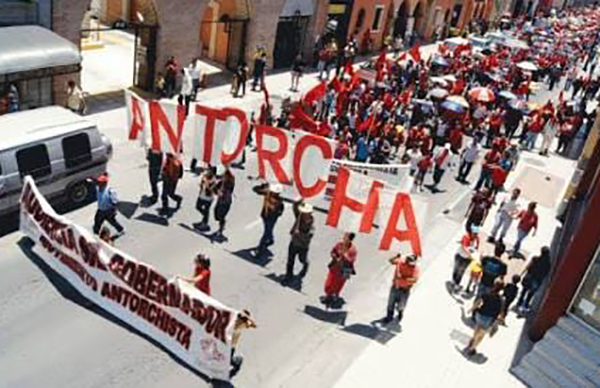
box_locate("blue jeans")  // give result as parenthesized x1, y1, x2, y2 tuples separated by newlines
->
(258, 218, 277, 251)
(517, 276, 541, 309)
(525, 132, 539, 150)
(513, 227, 529, 254)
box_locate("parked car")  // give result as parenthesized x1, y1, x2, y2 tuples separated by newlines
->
(0, 106, 112, 216)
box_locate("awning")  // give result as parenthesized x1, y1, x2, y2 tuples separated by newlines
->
(0, 26, 81, 75)
(280, 0, 314, 17)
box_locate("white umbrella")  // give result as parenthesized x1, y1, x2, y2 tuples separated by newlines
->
(442, 74, 457, 82)
(430, 76, 449, 86)
(517, 61, 538, 72)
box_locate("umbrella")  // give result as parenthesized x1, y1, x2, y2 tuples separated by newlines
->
(468, 87, 495, 103)
(446, 95, 470, 108)
(499, 90, 517, 100)
(517, 61, 538, 71)
(508, 99, 528, 111)
(412, 99, 435, 110)
(432, 55, 449, 67)
(441, 100, 467, 114)
(430, 76, 449, 86)
(445, 37, 470, 46)
(442, 75, 458, 83)
(429, 88, 449, 99)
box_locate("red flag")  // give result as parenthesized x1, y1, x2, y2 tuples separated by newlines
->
(399, 86, 413, 106)
(303, 81, 327, 106)
(397, 51, 407, 62)
(344, 61, 355, 78)
(262, 83, 270, 107)
(358, 113, 375, 133)
(409, 45, 421, 63)
(289, 102, 318, 133)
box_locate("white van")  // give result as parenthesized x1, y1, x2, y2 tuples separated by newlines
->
(0, 106, 112, 216)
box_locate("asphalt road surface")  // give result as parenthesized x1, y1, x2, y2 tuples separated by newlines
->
(0, 66, 568, 388)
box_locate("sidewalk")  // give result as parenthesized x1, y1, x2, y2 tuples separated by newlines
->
(333, 150, 576, 388)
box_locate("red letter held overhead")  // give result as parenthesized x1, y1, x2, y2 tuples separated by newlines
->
(256, 125, 292, 184)
(195, 105, 227, 164)
(220, 107, 249, 165)
(128, 94, 145, 140)
(149, 101, 186, 153)
(379, 192, 422, 256)
(293, 134, 333, 198)
(326, 167, 383, 233)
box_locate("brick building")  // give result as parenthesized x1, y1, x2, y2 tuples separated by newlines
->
(47, 0, 328, 102)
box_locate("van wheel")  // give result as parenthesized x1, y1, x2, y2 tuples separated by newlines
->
(69, 182, 90, 204)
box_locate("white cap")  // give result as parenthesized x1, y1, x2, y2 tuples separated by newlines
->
(299, 203, 313, 214)
(270, 183, 283, 194)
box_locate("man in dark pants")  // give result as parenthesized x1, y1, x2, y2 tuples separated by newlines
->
(92, 173, 124, 236)
(284, 201, 315, 283)
(382, 254, 420, 324)
(161, 153, 183, 212)
(255, 183, 284, 256)
(147, 149, 163, 203)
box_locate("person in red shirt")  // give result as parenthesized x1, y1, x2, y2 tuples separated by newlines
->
(415, 152, 433, 192)
(449, 126, 464, 154)
(513, 202, 538, 255)
(489, 164, 508, 199)
(452, 227, 480, 291)
(382, 254, 420, 324)
(524, 112, 545, 151)
(475, 149, 501, 191)
(323, 232, 358, 307)
(179, 253, 211, 295)
(486, 110, 504, 148)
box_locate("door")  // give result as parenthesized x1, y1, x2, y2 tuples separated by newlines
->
(273, 17, 310, 69)
(134, 24, 158, 91)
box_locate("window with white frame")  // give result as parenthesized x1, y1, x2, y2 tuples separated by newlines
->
(371, 5, 385, 32)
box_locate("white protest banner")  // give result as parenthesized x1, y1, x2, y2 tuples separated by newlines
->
(325, 160, 412, 200)
(19, 177, 238, 380)
(256, 125, 337, 200)
(125, 90, 150, 146)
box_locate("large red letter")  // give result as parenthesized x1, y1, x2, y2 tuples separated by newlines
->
(195, 105, 227, 164)
(379, 192, 422, 256)
(326, 167, 383, 233)
(149, 101, 185, 153)
(220, 107, 249, 165)
(256, 125, 291, 184)
(293, 134, 333, 198)
(127, 94, 146, 140)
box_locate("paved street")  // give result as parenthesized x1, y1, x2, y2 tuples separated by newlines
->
(0, 45, 580, 388)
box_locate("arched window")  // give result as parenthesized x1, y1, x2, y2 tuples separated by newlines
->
(356, 8, 366, 30)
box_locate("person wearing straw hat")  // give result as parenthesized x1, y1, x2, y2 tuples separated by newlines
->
(255, 183, 285, 256)
(284, 200, 315, 283)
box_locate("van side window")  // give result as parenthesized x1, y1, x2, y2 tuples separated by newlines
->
(16, 144, 51, 179)
(62, 133, 92, 168)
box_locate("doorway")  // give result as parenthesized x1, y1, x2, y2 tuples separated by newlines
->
(79, 2, 159, 94)
(393, 1, 409, 38)
(273, 15, 310, 69)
